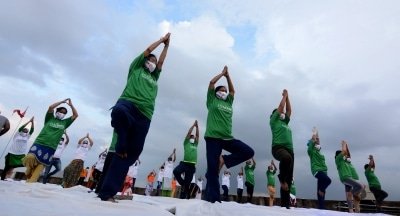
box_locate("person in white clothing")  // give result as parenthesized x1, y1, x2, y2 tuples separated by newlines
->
(155, 165, 165, 196)
(163, 149, 176, 179)
(221, 170, 231, 201)
(89, 149, 107, 191)
(42, 131, 69, 184)
(236, 167, 244, 203)
(196, 176, 203, 199)
(1, 117, 34, 180)
(62, 133, 93, 188)
(127, 159, 140, 193)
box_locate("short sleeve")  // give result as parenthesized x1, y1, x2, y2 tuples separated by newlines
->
(206, 88, 215, 108)
(128, 53, 146, 77)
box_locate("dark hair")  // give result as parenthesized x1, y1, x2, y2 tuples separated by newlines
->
(146, 54, 157, 61)
(56, 107, 68, 114)
(364, 164, 369, 170)
(335, 150, 342, 158)
(215, 85, 225, 92)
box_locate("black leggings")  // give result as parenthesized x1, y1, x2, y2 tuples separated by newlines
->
(272, 146, 294, 207)
(245, 181, 254, 202)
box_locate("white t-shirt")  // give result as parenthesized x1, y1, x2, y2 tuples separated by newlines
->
(127, 160, 140, 178)
(222, 174, 231, 188)
(53, 141, 67, 158)
(237, 175, 244, 189)
(163, 161, 174, 179)
(9, 132, 30, 155)
(94, 154, 106, 171)
(157, 169, 165, 182)
(74, 144, 91, 160)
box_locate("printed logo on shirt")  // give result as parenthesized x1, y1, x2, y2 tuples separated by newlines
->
(217, 104, 232, 114)
(49, 122, 66, 130)
(141, 73, 157, 86)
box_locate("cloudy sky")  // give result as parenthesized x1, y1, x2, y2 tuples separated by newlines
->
(1, 0, 399, 201)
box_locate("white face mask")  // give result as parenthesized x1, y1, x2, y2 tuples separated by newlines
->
(55, 112, 65, 120)
(345, 157, 351, 162)
(315, 144, 321, 150)
(189, 138, 195, 143)
(216, 91, 228, 100)
(82, 143, 88, 148)
(145, 60, 156, 73)
(279, 113, 286, 120)
(20, 132, 28, 137)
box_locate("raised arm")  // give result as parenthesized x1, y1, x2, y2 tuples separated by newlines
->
(28, 117, 34, 134)
(64, 131, 70, 145)
(171, 148, 176, 162)
(252, 157, 256, 167)
(186, 121, 196, 139)
(271, 160, 277, 171)
(48, 99, 68, 113)
(209, 66, 227, 89)
(78, 135, 86, 145)
(87, 133, 94, 147)
(194, 120, 199, 142)
(285, 90, 292, 118)
(144, 33, 170, 58)
(157, 33, 170, 70)
(341, 140, 349, 157)
(368, 155, 375, 169)
(66, 99, 78, 120)
(224, 66, 235, 96)
(277, 89, 288, 114)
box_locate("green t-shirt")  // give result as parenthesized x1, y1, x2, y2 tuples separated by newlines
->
(34, 112, 74, 150)
(364, 168, 381, 189)
(266, 169, 276, 186)
(204, 89, 234, 139)
(307, 140, 328, 176)
(244, 164, 255, 185)
(183, 138, 198, 164)
(119, 53, 161, 120)
(108, 130, 118, 152)
(348, 163, 359, 180)
(290, 183, 296, 195)
(335, 153, 352, 182)
(269, 111, 293, 151)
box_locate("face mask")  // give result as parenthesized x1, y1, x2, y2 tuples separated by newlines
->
(82, 143, 88, 148)
(216, 91, 228, 100)
(315, 144, 321, 150)
(344, 156, 351, 162)
(20, 132, 28, 137)
(189, 138, 195, 143)
(55, 112, 65, 120)
(145, 60, 156, 73)
(279, 113, 286, 120)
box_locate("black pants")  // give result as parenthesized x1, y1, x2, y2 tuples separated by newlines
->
(173, 161, 196, 199)
(98, 100, 151, 200)
(315, 171, 331, 209)
(222, 185, 229, 201)
(272, 146, 294, 207)
(95, 152, 116, 193)
(245, 181, 254, 203)
(90, 169, 102, 190)
(237, 188, 243, 203)
(370, 187, 388, 205)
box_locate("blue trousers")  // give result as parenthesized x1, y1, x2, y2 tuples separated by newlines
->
(173, 161, 196, 199)
(98, 100, 151, 200)
(42, 158, 62, 184)
(204, 137, 254, 203)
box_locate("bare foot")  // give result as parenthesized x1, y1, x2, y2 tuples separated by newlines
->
(219, 155, 225, 171)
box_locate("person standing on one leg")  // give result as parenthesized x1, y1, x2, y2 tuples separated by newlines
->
(1, 117, 34, 180)
(335, 141, 364, 213)
(204, 66, 255, 203)
(266, 160, 277, 206)
(98, 33, 171, 202)
(244, 157, 256, 203)
(173, 120, 199, 199)
(307, 127, 331, 209)
(126, 159, 140, 194)
(236, 167, 244, 203)
(95, 131, 117, 194)
(364, 155, 388, 213)
(22, 99, 78, 183)
(63, 133, 94, 188)
(269, 89, 294, 209)
(90, 149, 107, 191)
(221, 170, 231, 201)
(43, 131, 69, 184)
